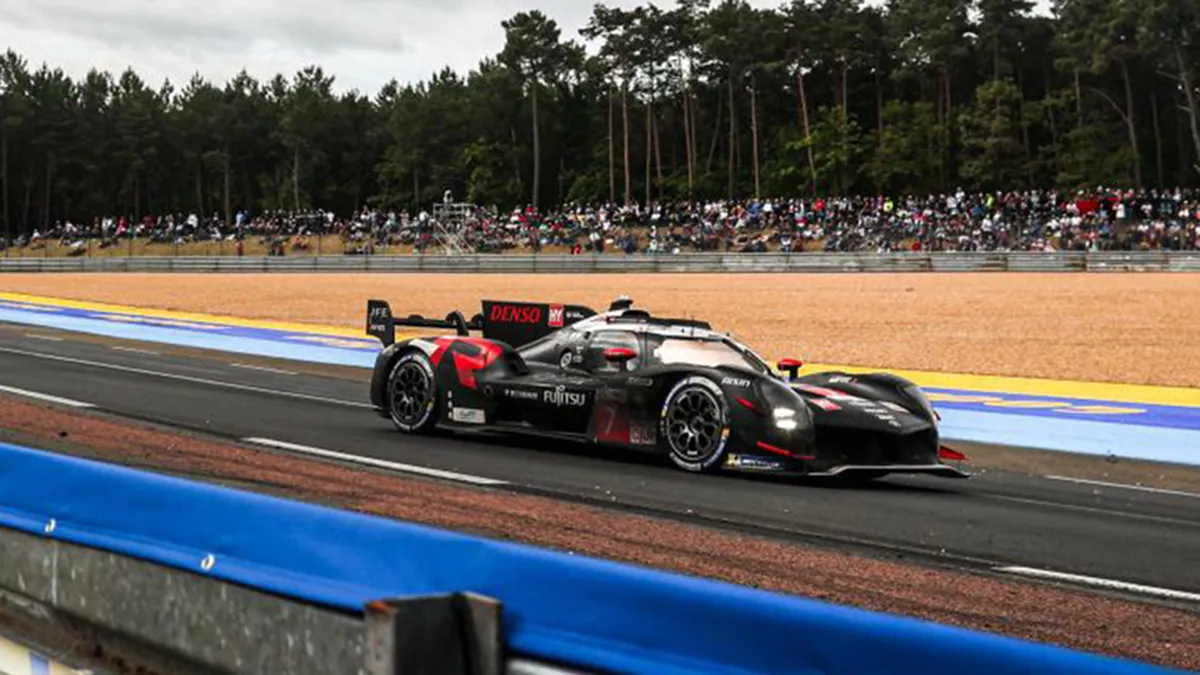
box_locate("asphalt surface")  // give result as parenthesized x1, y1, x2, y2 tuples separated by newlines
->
(2, 323, 1199, 601)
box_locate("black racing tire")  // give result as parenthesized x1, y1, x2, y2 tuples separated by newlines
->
(660, 376, 731, 473)
(386, 350, 438, 434)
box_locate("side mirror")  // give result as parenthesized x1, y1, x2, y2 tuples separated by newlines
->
(604, 347, 637, 363)
(777, 358, 803, 380)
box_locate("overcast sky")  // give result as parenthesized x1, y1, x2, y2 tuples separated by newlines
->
(2, 0, 1050, 96)
(0, 0, 761, 95)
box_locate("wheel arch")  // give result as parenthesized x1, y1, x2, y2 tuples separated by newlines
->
(370, 339, 421, 410)
(382, 346, 440, 433)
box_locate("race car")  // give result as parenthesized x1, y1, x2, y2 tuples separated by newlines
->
(365, 296, 968, 480)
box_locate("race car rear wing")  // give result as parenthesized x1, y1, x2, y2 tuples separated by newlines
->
(366, 297, 613, 348)
(478, 299, 598, 348)
(366, 299, 480, 347)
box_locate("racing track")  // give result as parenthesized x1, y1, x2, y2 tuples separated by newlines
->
(1, 323, 1199, 602)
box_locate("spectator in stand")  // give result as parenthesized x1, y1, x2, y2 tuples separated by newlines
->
(5, 188, 1198, 256)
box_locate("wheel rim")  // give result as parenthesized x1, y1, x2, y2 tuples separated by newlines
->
(665, 387, 722, 461)
(390, 360, 432, 426)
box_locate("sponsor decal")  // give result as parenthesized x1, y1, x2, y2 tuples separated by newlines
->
(503, 388, 540, 401)
(625, 377, 654, 387)
(489, 304, 542, 324)
(367, 304, 391, 336)
(596, 402, 655, 445)
(548, 304, 565, 327)
(450, 407, 486, 424)
(725, 454, 785, 471)
(794, 383, 858, 399)
(721, 377, 751, 388)
(847, 399, 878, 410)
(565, 309, 588, 320)
(544, 385, 588, 407)
(827, 375, 855, 384)
(843, 399, 904, 427)
(595, 402, 626, 442)
(629, 420, 656, 445)
(809, 398, 842, 412)
(879, 401, 909, 413)
(559, 351, 574, 369)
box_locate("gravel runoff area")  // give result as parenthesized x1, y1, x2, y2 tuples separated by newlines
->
(3, 272, 1200, 388)
(0, 397, 1197, 670)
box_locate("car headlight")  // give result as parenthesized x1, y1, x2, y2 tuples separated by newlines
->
(773, 407, 799, 430)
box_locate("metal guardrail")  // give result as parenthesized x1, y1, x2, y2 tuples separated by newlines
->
(1, 251, 1199, 273)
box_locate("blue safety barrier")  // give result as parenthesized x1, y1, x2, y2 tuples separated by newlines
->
(0, 441, 1183, 674)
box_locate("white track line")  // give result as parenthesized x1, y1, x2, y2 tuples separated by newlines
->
(0, 384, 94, 408)
(0, 345, 372, 409)
(987, 494, 1198, 527)
(995, 566, 1200, 603)
(1045, 475, 1200, 500)
(229, 363, 297, 376)
(242, 437, 507, 486)
(111, 346, 160, 355)
(24, 333, 63, 342)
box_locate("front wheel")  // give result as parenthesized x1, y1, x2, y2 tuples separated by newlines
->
(660, 376, 731, 473)
(387, 350, 438, 433)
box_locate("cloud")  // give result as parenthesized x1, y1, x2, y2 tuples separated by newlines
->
(0, 0, 818, 96)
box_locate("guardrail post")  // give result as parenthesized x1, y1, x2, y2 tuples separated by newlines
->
(364, 592, 503, 675)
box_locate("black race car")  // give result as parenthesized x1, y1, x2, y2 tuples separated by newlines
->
(365, 296, 968, 480)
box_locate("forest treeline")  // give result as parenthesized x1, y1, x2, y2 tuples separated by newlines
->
(1, 0, 1198, 237)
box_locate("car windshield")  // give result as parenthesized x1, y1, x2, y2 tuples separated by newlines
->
(649, 337, 767, 374)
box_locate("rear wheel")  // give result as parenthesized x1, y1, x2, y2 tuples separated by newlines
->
(387, 350, 438, 433)
(661, 376, 730, 473)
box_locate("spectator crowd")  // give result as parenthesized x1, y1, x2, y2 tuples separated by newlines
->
(3, 188, 1200, 256)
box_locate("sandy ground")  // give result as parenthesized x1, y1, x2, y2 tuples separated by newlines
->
(4, 272, 1199, 387)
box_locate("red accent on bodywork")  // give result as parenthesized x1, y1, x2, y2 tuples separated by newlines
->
(809, 398, 842, 412)
(736, 397, 763, 414)
(429, 337, 503, 390)
(594, 401, 630, 443)
(756, 441, 814, 461)
(428, 339, 452, 367)
(938, 446, 968, 462)
(793, 383, 846, 398)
